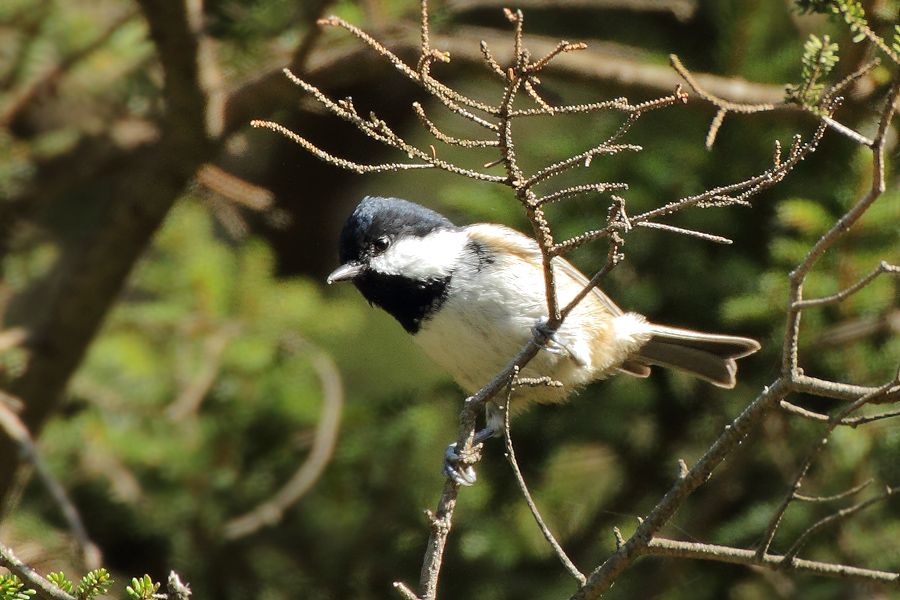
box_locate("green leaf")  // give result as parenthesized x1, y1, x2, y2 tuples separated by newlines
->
(125, 574, 159, 600)
(75, 569, 111, 600)
(0, 575, 36, 600)
(47, 572, 74, 594)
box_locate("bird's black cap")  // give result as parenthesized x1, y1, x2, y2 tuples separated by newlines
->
(338, 196, 455, 265)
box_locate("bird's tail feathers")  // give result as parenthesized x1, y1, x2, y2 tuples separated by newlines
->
(626, 325, 760, 389)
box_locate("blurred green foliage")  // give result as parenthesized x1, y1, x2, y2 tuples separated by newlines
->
(0, 0, 898, 599)
(0, 575, 35, 600)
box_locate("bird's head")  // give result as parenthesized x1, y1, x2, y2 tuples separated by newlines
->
(327, 196, 465, 332)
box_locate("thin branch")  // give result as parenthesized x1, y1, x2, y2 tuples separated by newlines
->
(789, 374, 900, 403)
(670, 54, 778, 113)
(634, 121, 827, 225)
(525, 111, 644, 187)
(529, 40, 588, 73)
(793, 261, 898, 309)
(393, 581, 419, 600)
(412, 102, 499, 147)
(512, 91, 674, 119)
(0, 542, 77, 600)
(644, 538, 899, 585)
(756, 377, 900, 560)
(535, 182, 629, 206)
(833, 3, 900, 65)
(0, 403, 101, 571)
(559, 207, 625, 319)
(447, 0, 699, 21)
(479, 40, 507, 78)
(552, 119, 828, 256)
(793, 479, 873, 503)
(822, 58, 880, 101)
(250, 119, 434, 174)
(222, 341, 343, 540)
(528, 142, 641, 189)
(843, 407, 900, 427)
(634, 221, 733, 245)
(502, 371, 586, 584)
(570, 379, 793, 600)
(403, 335, 551, 600)
(821, 115, 875, 147)
(782, 486, 897, 564)
(317, 13, 501, 116)
(670, 54, 778, 147)
(783, 81, 900, 375)
(275, 69, 506, 181)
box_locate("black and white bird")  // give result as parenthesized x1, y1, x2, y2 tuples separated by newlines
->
(328, 196, 760, 484)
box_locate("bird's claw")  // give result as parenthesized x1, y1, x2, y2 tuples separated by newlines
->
(443, 442, 481, 486)
(532, 317, 563, 353)
(531, 317, 588, 366)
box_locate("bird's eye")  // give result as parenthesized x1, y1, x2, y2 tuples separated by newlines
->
(372, 236, 390, 253)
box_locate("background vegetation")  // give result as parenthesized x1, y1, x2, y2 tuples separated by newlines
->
(0, 0, 897, 598)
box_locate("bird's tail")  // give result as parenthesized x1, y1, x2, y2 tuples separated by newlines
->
(621, 324, 761, 388)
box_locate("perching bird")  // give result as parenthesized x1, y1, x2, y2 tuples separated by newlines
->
(328, 196, 760, 484)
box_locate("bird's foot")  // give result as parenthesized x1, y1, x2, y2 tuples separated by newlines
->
(443, 442, 481, 486)
(531, 317, 588, 366)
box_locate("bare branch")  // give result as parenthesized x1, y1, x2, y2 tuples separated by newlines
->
(412, 102, 499, 147)
(789, 374, 900, 404)
(535, 183, 629, 206)
(793, 261, 899, 309)
(671, 54, 778, 115)
(526, 109, 644, 188)
(821, 115, 875, 147)
(0, 405, 102, 570)
(502, 372, 586, 585)
(783, 82, 900, 375)
(782, 486, 897, 564)
(250, 119, 434, 174)
(0, 542, 77, 600)
(529, 40, 588, 73)
(670, 54, 779, 148)
(570, 379, 792, 599)
(446, 0, 699, 22)
(272, 69, 507, 181)
(634, 221, 733, 245)
(644, 538, 899, 585)
(757, 377, 900, 560)
(479, 40, 507, 78)
(793, 479, 873, 503)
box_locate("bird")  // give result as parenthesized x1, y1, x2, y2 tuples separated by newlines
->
(327, 196, 760, 484)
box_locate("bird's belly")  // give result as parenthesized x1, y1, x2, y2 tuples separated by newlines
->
(414, 294, 585, 404)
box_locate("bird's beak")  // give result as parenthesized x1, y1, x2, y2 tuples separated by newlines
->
(326, 262, 364, 284)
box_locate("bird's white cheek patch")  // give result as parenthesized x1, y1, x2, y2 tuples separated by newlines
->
(369, 230, 467, 279)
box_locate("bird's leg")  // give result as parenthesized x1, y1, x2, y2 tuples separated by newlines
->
(443, 402, 505, 486)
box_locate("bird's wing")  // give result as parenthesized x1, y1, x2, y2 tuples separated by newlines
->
(467, 223, 650, 377)
(466, 223, 624, 316)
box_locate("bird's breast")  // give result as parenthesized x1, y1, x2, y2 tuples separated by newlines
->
(413, 258, 602, 405)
